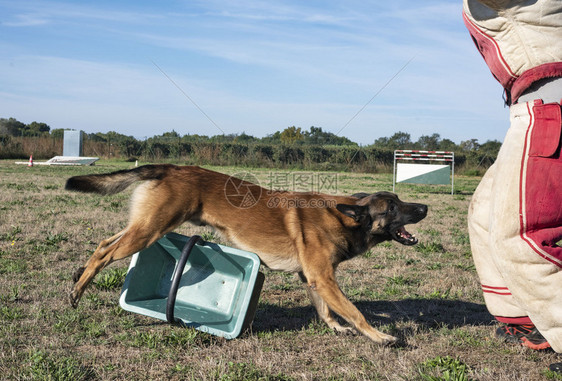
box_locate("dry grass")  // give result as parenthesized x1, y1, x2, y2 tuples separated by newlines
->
(0, 160, 560, 380)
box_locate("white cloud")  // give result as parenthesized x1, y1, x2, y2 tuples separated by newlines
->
(2, 13, 49, 27)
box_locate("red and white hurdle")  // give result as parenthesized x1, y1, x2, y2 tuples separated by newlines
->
(393, 150, 455, 194)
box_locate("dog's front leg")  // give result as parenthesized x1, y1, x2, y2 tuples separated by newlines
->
(297, 272, 356, 335)
(300, 265, 397, 345)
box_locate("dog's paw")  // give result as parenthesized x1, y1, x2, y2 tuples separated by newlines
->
(72, 267, 85, 283)
(333, 326, 357, 336)
(379, 333, 398, 346)
(69, 290, 80, 309)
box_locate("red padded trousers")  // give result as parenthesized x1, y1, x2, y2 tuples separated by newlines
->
(468, 99, 562, 352)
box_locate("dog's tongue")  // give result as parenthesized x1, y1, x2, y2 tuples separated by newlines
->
(398, 226, 411, 239)
(397, 226, 418, 244)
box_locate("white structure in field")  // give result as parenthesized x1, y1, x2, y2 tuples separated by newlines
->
(15, 129, 99, 166)
(63, 129, 84, 157)
(393, 150, 454, 195)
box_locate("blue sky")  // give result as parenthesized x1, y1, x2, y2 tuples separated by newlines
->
(0, 0, 509, 145)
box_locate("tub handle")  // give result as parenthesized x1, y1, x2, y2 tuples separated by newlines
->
(166, 235, 202, 324)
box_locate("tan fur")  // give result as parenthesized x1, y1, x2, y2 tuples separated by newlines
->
(66, 164, 427, 345)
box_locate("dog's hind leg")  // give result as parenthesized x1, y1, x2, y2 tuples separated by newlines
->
(69, 220, 178, 308)
(298, 272, 356, 335)
(71, 230, 125, 283)
(69, 180, 193, 308)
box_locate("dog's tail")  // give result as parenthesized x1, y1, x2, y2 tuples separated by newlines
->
(65, 164, 172, 195)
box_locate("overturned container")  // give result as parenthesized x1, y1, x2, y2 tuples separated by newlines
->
(120, 232, 264, 339)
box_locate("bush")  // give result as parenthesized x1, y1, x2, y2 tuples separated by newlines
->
(0, 136, 61, 160)
(303, 145, 331, 164)
(3, 136, 492, 175)
(274, 145, 305, 165)
(252, 145, 274, 161)
(0, 135, 23, 159)
(333, 146, 366, 165)
(221, 143, 249, 164)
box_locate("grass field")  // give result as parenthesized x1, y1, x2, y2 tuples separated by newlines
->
(0, 160, 560, 380)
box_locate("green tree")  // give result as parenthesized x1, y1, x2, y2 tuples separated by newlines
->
(373, 131, 412, 150)
(372, 136, 390, 148)
(183, 134, 209, 142)
(261, 131, 282, 144)
(161, 130, 180, 138)
(439, 138, 457, 152)
(460, 139, 480, 152)
(209, 134, 236, 143)
(50, 129, 65, 139)
(280, 126, 304, 145)
(88, 132, 108, 142)
(25, 121, 50, 136)
(118, 136, 142, 158)
(303, 126, 355, 146)
(479, 139, 502, 156)
(416, 133, 441, 150)
(390, 131, 412, 147)
(0, 118, 26, 136)
(234, 132, 257, 144)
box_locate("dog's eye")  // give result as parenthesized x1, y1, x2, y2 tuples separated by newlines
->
(388, 202, 396, 213)
(376, 202, 395, 217)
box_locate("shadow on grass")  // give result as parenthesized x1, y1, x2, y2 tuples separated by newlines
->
(251, 298, 494, 334)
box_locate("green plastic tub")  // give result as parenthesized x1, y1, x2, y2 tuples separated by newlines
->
(119, 232, 264, 339)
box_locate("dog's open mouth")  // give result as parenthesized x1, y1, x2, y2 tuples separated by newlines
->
(391, 226, 418, 245)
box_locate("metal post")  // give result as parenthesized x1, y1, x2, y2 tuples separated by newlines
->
(451, 152, 455, 195)
(392, 150, 397, 193)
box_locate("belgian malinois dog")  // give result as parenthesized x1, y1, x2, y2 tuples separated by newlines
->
(66, 164, 427, 345)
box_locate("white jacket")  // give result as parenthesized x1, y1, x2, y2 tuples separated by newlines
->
(463, 0, 562, 103)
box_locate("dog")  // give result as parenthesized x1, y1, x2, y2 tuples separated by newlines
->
(66, 164, 427, 345)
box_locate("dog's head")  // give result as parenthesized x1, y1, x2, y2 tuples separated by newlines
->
(336, 191, 427, 246)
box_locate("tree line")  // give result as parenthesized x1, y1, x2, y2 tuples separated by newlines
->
(0, 117, 501, 174)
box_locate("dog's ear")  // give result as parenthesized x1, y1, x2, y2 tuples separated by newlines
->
(351, 192, 371, 199)
(336, 204, 368, 222)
